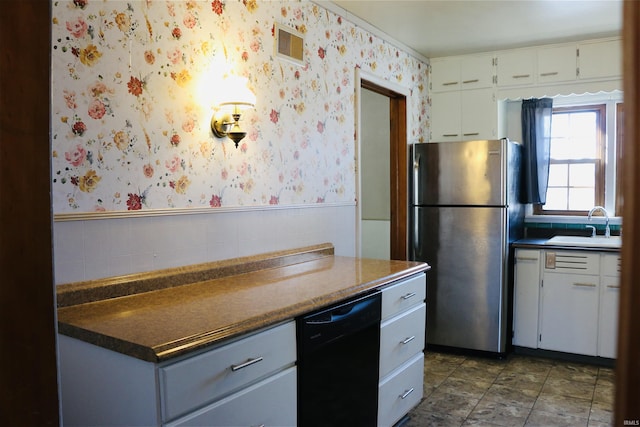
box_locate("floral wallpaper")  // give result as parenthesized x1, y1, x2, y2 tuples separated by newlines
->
(51, 0, 429, 214)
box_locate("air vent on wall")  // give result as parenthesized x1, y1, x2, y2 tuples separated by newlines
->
(275, 23, 304, 65)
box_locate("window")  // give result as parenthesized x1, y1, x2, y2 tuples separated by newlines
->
(535, 104, 606, 215)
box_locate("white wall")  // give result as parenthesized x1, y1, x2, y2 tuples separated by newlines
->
(53, 205, 356, 284)
(360, 88, 390, 259)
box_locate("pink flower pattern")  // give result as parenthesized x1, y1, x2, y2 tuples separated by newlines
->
(51, 1, 428, 213)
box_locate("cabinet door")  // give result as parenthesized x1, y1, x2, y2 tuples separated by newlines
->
(430, 91, 461, 141)
(598, 253, 621, 358)
(378, 353, 424, 427)
(460, 54, 494, 89)
(537, 45, 576, 83)
(578, 39, 622, 80)
(540, 272, 599, 356)
(497, 50, 535, 87)
(431, 58, 461, 92)
(461, 88, 496, 140)
(166, 367, 297, 427)
(379, 303, 426, 378)
(598, 275, 619, 359)
(513, 249, 541, 348)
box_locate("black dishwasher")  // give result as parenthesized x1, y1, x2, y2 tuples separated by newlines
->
(297, 291, 382, 426)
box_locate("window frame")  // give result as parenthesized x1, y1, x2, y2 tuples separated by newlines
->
(534, 103, 607, 216)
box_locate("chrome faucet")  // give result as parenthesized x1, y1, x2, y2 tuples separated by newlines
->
(588, 206, 610, 238)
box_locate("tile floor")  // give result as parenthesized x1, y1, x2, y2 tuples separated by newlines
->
(406, 351, 615, 427)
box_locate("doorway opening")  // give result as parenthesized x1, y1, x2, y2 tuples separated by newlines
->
(356, 70, 409, 260)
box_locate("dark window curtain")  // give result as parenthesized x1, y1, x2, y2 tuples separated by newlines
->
(521, 98, 553, 204)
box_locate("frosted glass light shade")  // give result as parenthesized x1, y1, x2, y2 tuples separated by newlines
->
(215, 75, 256, 111)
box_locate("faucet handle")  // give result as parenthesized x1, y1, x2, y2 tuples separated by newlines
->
(585, 225, 596, 237)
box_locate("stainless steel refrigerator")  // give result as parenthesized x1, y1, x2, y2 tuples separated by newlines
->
(409, 139, 524, 355)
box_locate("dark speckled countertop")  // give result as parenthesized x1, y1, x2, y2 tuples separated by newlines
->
(57, 243, 429, 363)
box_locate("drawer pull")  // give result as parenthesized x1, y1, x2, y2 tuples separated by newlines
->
(231, 356, 263, 372)
(607, 285, 621, 289)
(400, 388, 415, 400)
(462, 79, 479, 84)
(517, 257, 539, 261)
(573, 282, 596, 288)
(512, 74, 530, 79)
(540, 71, 559, 77)
(401, 336, 416, 345)
(442, 81, 458, 86)
(463, 132, 480, 136)
(443, 134, 459, 137)
(401, 292, 416, 300)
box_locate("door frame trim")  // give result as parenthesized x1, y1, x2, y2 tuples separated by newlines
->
(354, 68, 410, 259)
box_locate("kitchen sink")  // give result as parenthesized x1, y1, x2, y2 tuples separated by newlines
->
(545, 235, 622, 248)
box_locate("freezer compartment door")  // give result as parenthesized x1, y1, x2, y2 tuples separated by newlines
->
(411, 206, 508, 353)
(412, 140, 506, 206)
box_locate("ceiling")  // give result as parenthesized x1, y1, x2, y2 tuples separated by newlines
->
(325, 1, 623, 58)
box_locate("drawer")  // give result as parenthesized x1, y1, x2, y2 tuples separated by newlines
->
(602, 254, 621, 277)
(160, 321, 296, 422)
(543, 251, 600, 275)
(166, 366, 297, 427)
(378, 352, 424, 427)
(379, 303, 426, 378)
(381, 273, 426, 320)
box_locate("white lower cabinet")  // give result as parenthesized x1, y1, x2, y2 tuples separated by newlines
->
(160, 321, 296, 422)
(599, 254, 621, 358)
(166, 367, 296, 427)
(60, 275, 429, 427)
(59, 321, 297, 427)
(378, 273, 426, 427)
(513, 248, 619, 359)
(378, 353, 424, 427)
(540, 271, 599, 355)
(513, 249, 541, 348)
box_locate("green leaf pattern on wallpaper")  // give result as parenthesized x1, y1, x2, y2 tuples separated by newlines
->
(51, 0, 428, 213)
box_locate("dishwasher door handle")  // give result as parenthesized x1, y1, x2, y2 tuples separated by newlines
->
(307, 296, 379, 325)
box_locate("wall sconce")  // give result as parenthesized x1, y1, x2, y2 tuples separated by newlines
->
(211, 76, 256, 148)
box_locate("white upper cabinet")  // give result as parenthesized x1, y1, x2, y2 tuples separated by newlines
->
(460, 55, 495, 89)
(461, 88, 497, 139)
(431, 54, 494, 92)
(496, 49, 535, 87)
(430, 88, 497, 142)
(537, 45, 577, 83)
(578, 39, 622, 80)
(431, 58, 461, 91)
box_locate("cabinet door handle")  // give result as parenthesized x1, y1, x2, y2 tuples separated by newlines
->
(463, 132, 480, 136)
(512, 74, 530, 79)
(231, 356, 263, 371)
(540, 71, 559, 77)
(573, 282, 596, 288)
(443, 134, 459, 137)
(462, 79, 479, 84)
(516, 256, 538, 261)
(402, 292, 416, 300)
(607, 285, 621, 289)
(401, 336, 416, 345)
(400, 388, 415, 399)
(442, 81, 458, 86)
